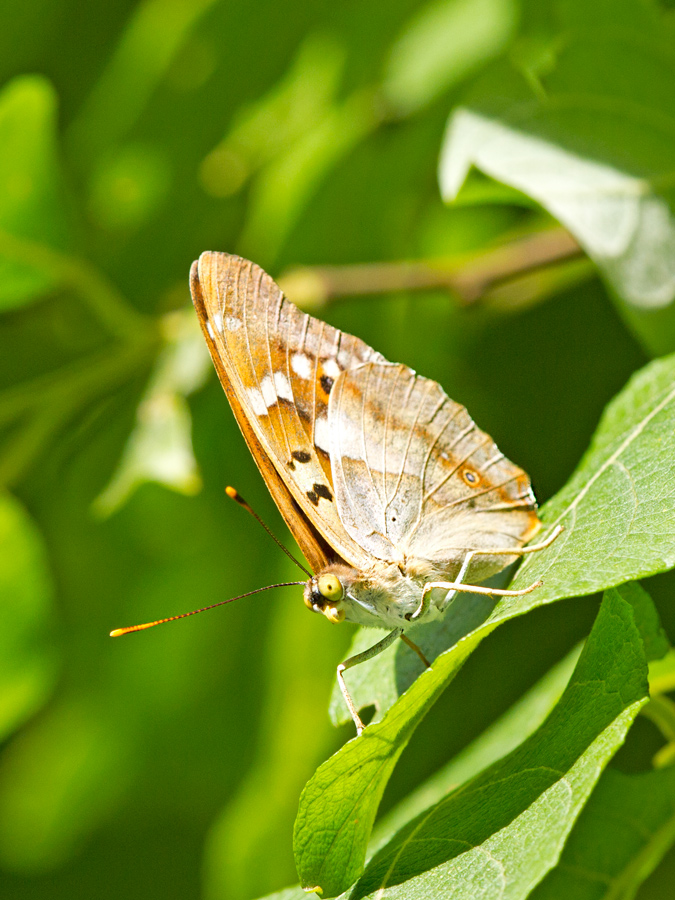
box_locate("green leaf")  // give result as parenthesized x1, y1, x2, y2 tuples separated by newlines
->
(0, 75, 70, 310)
(508, 354, 675, 602)
(296, 587, 647, 898)
(370, 644, 582, 852)
(0, 491, 57, 743)
(439, 0, 675, 319)
(331, 352, 675, 726)
(530, 767, 675, 900)
(256, 640, 579, 900)
(373, 582, 669, 855)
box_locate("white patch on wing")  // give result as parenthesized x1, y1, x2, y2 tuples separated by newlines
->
(206, 322, 215, 339)
(314, 415, 331, 453)
(274, 371, 293, 402)
(291, 353, 312, 379)
(333, 415, 367, 460)
(214, 312, 224, 333)
(260, 376, 277, 408)
(247, 387, 268, 417)
(322, 358, 341, 379)
(226, 315, 242, 332)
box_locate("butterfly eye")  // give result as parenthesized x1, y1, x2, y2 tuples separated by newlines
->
(317, 573, 344, 602)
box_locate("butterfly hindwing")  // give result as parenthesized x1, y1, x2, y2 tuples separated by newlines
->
(329, 362, 540, 579)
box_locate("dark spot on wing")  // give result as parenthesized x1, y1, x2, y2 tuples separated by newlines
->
(320, 375, 334, 394)
(462, 467, 481, 487)
(306, 490, 319, 506)
(313, 483, 333, 502)
(292, 450, 311, 463)
(288, 459, 295, 470)
(286, 401, 311, 424)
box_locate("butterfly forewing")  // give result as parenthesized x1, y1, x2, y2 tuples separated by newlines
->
(191, 252, 381, 572)
(329, 362, 540, 579)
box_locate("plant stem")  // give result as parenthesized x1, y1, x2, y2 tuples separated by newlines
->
(278, 227, 582, 309)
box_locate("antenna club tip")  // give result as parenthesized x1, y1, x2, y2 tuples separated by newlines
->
(110, 622, 156, 637)
(226, 486, 248, 506)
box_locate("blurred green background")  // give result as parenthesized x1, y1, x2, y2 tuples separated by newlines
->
(2, 0, 675, 897)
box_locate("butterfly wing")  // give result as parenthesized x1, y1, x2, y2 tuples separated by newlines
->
(191, 251, 382, 572)
(329, 362, 540, 581)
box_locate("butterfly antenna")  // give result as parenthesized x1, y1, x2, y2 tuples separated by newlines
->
(110, 581, 306, 637)
(225, 486, 312, 577)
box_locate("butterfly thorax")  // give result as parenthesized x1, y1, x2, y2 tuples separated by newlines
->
(304, 561, 443, 631)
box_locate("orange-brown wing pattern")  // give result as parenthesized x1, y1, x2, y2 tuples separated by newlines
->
(329, 362, 540, 580)
(190, 251, 381, 572)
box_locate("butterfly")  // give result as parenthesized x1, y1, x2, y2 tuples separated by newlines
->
(190, 252, 560, 734)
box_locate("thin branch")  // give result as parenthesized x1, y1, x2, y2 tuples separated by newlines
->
(278, 228, 582, 309)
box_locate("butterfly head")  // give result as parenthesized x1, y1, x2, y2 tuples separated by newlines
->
(304, 566, 352, 624)
(304, 562, 418, 629)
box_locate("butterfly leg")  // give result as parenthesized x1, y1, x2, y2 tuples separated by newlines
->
(400, 633, 431, 668)
(338, 627, 404, 735)
(428, 527, 563, 615)
(471, 524, 564, 558)
(429, 576, 542, 615)
(412, 550, 476, 620)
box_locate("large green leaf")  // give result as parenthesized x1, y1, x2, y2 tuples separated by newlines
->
(370, 643, 582, 852)
(0, 76, 70, 310)
(438, 0, 675, 328)
(343, 587, 650, 899)
(261, 646, 580, 900)
(531, 767, 675, 900)
(373, 583, 667, 855)
(295, 588, 650, 897)
(331, 352, 675, 726)
(0, 491, 56, 743)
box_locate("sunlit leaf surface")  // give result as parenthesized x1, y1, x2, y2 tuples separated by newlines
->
(531, 767, 675, 900)
(295, 588, 650, 897)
